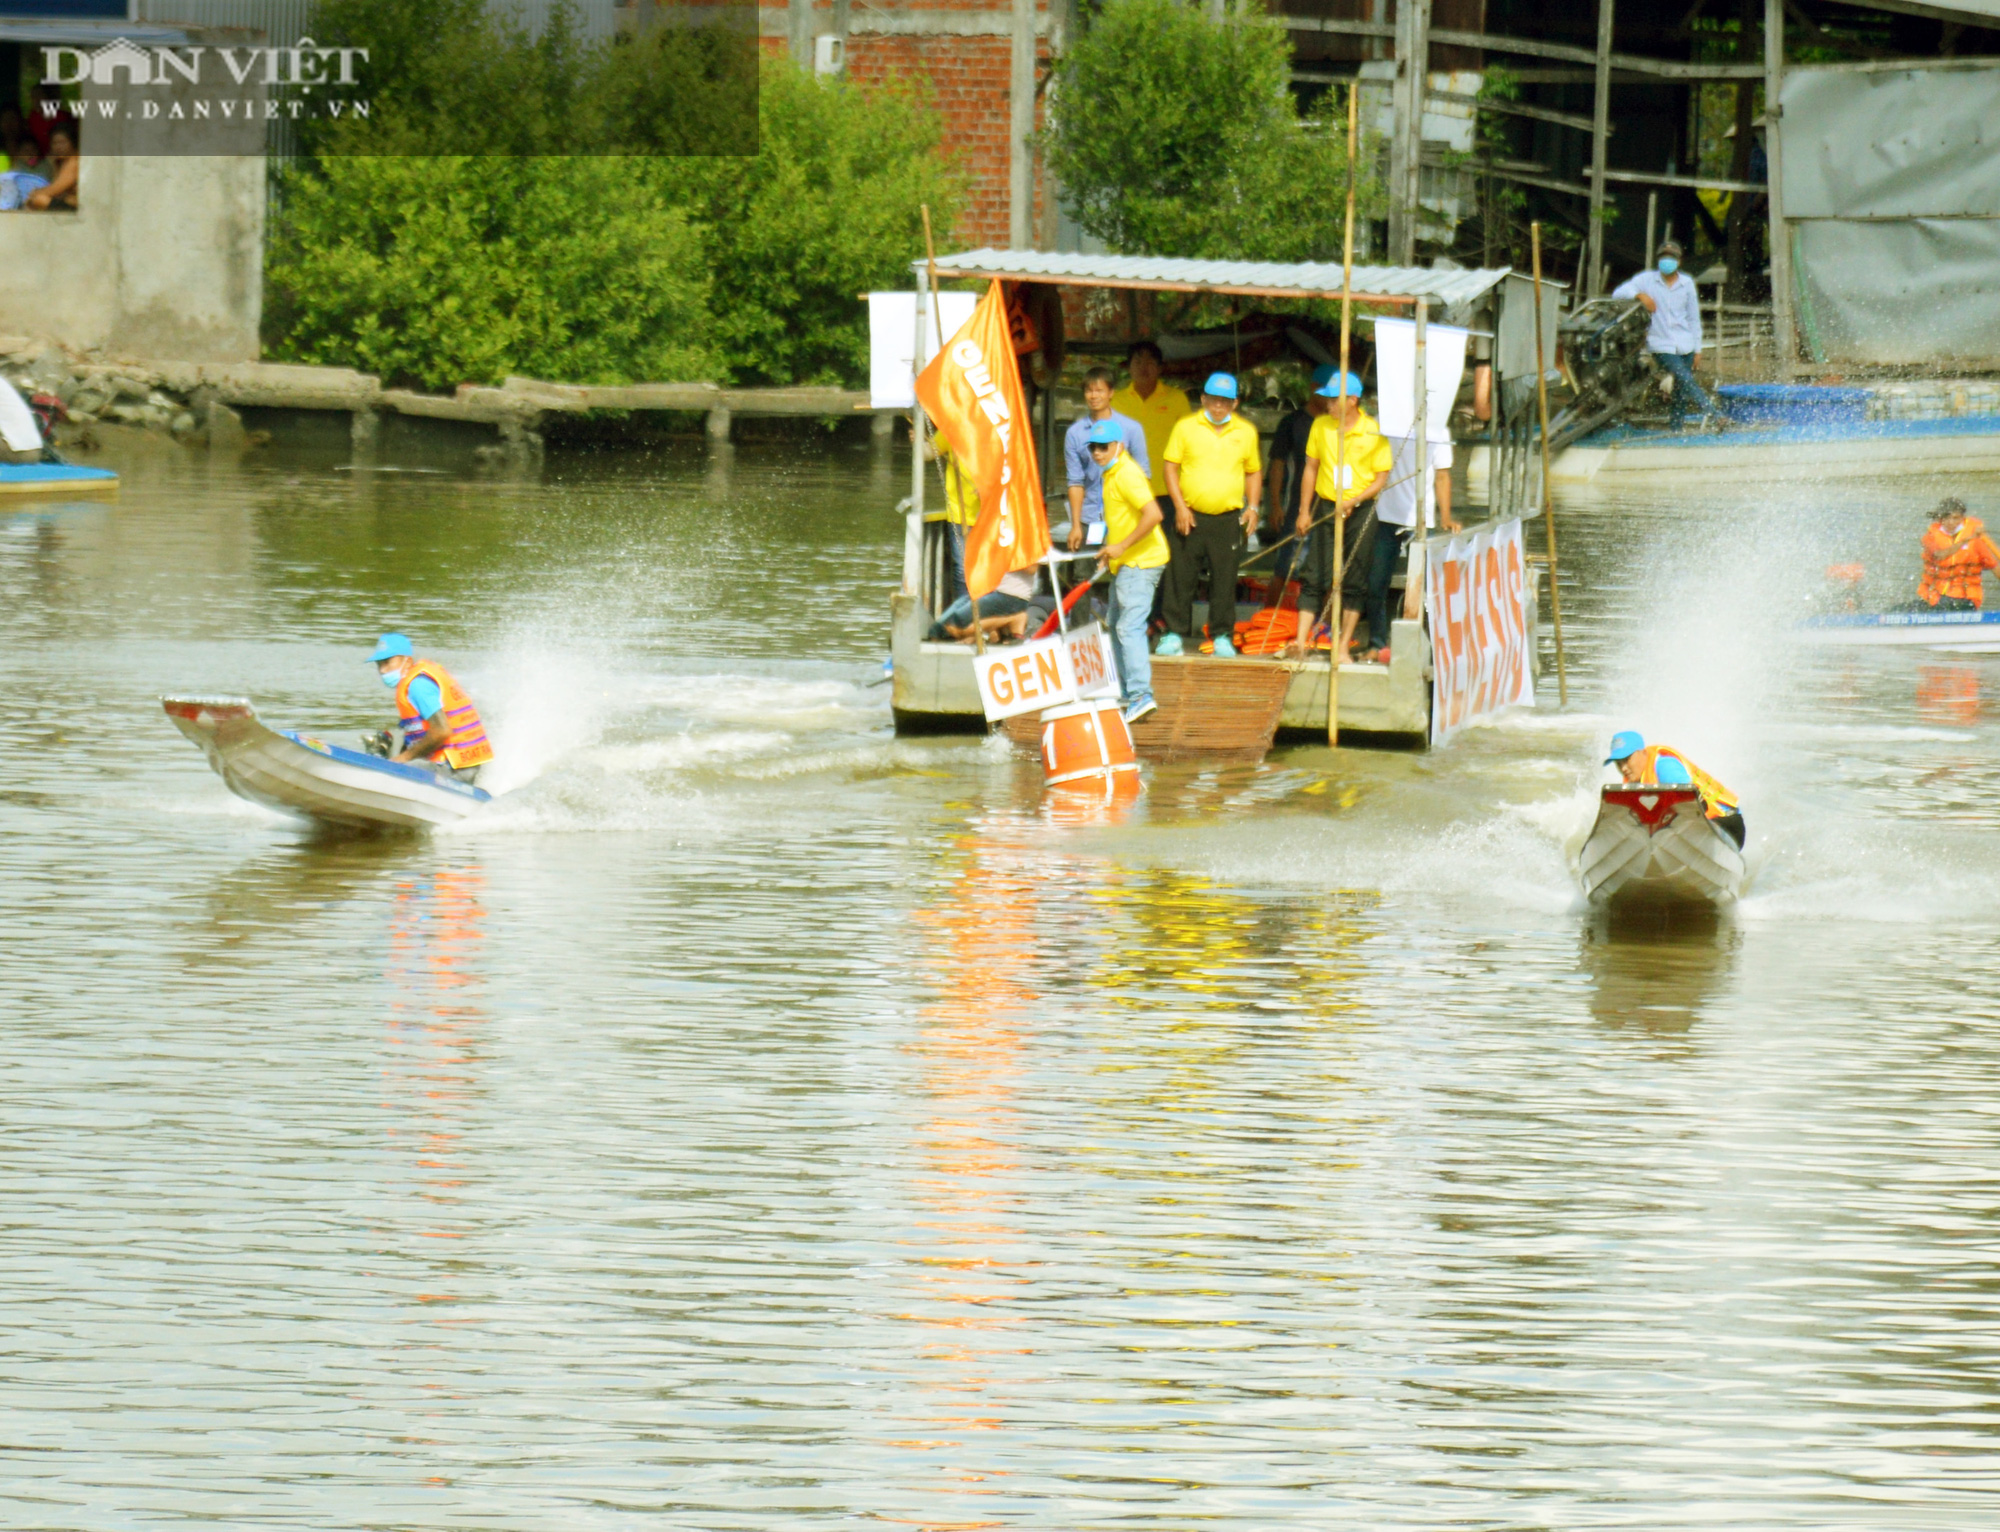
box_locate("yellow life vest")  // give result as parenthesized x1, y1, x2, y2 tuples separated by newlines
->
(395, 659, 494, 770)
(1632, 744, 1737, 819)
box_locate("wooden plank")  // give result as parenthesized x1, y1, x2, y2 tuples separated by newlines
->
(1427, 88, 1606, 135)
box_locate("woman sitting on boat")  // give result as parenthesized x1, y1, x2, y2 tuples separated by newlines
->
(1918, 498, 2000, 612)
(1604, 730, 1745, 849)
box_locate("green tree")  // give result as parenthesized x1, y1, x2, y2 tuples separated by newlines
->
(265, 156, 714, 389)
(670, 60, 968, 386)
(1042, 0, 1379, 260)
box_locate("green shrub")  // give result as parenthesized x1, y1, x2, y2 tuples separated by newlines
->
(671, 62, 968, 386)
(1042, 0, 1379, 260)
(264, 156, 714, 390)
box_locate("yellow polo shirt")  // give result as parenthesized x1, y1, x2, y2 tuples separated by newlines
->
(1099, 451, 1169, 571)
(935, 443, 979, 526)
(1304, 408, 1393, 504)
(1163, 409, 1262, 514)
(1110, 381, 1191, 494)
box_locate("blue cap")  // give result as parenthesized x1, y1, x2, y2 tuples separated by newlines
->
(1314, 372, 1366, 399)
(1605, 730, 1645, 763)
(1310, 364, 1338, 388)
(1085, 419, 1124, 446)
(369, 632, 414, 663)
(1204, 371, 1238, 400)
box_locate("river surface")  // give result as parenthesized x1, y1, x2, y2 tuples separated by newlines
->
(6, 431, 2000, 1529)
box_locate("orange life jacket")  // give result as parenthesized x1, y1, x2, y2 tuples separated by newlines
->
(396, 659, 494, 770)
(1919, 517, 2000, 606)
(1629, 744, 1738, 819)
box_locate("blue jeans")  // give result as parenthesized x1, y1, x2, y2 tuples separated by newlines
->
(1108, 563, 1164, 708)
(1365, 523, 1410, 651)
(946, 522, 969, 604)
(1654, 351, 1718, 423)
(927, 591, 1028, 640)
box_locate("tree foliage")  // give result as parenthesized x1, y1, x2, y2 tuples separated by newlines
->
(265, 157, 714, 390)
(1042, 0, 1381, 260)
(671, 63, 968, 387)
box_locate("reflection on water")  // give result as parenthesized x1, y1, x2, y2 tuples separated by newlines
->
(6, 448, 2000, 1527)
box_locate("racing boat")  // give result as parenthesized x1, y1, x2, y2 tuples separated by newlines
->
(1795, 609, 2000, 650)
(1576, 783, 1746, 906)
(163, 695, 491, 830)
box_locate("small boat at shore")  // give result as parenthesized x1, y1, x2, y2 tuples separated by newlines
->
(1576, 784, 1746, 906)
(1796, 609, 2000, 651)
(163, 695, 491, 830)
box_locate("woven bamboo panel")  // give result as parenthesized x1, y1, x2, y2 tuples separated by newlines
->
(1001, 656, 1293, 764)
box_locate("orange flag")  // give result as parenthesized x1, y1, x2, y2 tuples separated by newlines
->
(915, 281, 1050, 598)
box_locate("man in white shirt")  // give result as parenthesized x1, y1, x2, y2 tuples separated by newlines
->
(1611, 239, 1722, 429)
(1367, 431, 1461, 655)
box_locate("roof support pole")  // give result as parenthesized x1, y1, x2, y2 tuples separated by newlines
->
(1586, 0, 1614, 296)
(1764, 0, 1794, 376)
(1009, 0, 1038, 249)
(1387, 0, 1432, 265)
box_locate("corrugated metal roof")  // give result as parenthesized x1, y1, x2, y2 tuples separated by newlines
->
(918, 249, 1515, 313)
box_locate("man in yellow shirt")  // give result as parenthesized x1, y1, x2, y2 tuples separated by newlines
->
(1291, 372, 1392, 659)
(931, 438, 978, 604)
(1159, 372, 1263, 657)
(1110, 340, 1191, 497)
(1087, 419, 1171, 723)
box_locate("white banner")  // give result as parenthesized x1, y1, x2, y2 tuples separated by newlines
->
(1371, 317, 1469, 441)
(1425, 517, 1535, 746)
(868, 290, 980, 410)
(973, 621, 1119, 721)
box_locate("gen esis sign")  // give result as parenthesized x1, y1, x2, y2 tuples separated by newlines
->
(973, 623, 1120, 722)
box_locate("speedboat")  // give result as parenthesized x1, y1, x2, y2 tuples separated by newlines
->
(164, 695, 491, 830)
(1576, 784, 1746, 906)
(1796, 609, 2000, 651)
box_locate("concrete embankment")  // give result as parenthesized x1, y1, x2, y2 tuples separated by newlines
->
(0, 336, 886, 461)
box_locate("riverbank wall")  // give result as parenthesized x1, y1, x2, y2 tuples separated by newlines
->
(0, 335, 893, 462)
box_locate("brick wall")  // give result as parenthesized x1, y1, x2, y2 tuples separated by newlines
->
(758, 0, 1054, 250)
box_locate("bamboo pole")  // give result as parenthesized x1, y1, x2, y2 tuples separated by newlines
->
(1531, 221, 1569, 706)
(921, 204, 982, 658)
(1328, 77, 1359, 747)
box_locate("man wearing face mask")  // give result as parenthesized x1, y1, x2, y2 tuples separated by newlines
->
(1612, 240, 1723, 430)
(364, 633, 494, 783)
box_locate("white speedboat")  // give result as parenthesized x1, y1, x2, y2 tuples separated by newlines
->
(1796, 609, 2000, 650)
(164, 695, 491, 830)
(1576, 784, 1746, 906)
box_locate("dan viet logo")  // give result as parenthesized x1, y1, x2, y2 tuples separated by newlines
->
(40, 37, 372, 122)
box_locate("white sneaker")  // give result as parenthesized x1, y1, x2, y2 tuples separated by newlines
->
(1123, 698, 1158, 726)
(1154, 633, 1184, 656)
(1212, 635, 1237, 658)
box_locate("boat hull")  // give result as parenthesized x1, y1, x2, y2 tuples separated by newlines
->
(1577, 784, 1745, 906)
(1796, 610, 2000, 649)
(163, 695, 491, 830)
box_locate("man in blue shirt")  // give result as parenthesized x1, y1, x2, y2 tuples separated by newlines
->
(1611, 240, 1722, 430)
(1063, 365, 1148, 551)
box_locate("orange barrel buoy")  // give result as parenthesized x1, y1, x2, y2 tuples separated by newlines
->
(1040, 699, 1140, 787)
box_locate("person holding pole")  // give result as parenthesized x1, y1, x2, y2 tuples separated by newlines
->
(1289, 372, 1391, 660)
(1373, 423, 1460, 659)
(1087, 420, 1171, 724)
(1158, 372, 1262, 657)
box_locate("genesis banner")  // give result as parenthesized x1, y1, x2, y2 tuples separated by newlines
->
(1426, 517, 1535, 746)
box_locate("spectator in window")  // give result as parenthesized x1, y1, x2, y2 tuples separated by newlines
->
(2, 104, 42, 170)
(26, 85, 76, 160)
(26, 126, 78, 210)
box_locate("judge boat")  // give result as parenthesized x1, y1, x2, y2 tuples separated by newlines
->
(163, 696, 492, 831)
(1575, 784, 1747, 906)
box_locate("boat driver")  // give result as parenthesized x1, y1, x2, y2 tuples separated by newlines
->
(367, 633, 495, 784)
(1918, 497, 2000, 612)
(1605, 729, 1744, 849)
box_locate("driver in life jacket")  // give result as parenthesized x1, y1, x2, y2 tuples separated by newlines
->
(367, 632, 494, 784)
(1605, 729, 1745, 849)
(1918, 497, 2000, 611)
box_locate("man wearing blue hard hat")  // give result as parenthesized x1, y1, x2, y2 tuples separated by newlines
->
(1290, 370, 1392, 659)
(1605, 729, 1744, 847)
(1158, 371, 1262, 657)
(364, 632, 494, 782)
(1085, 417, 1171, 723)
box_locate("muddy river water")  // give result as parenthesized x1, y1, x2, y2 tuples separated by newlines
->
(5, 433, 2000, 1528)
